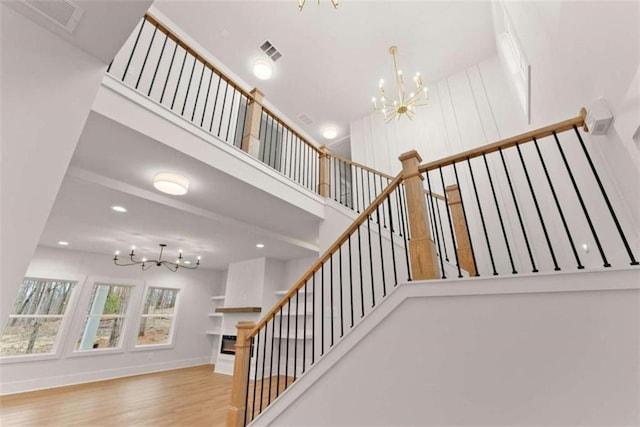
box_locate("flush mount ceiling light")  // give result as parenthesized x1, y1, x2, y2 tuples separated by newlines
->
(113, 244, 200, 272)
(256, 243, 265, 248)
(153, 172, 189, 196)
(111, 205, 127, 213)
(253, 59, 273, 80)
(322, 127, 337, 139)
(372, 46, 430, 123)
(298, 0, 338, 11)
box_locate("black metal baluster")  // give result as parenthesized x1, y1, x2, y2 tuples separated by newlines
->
(360, 168, 366, 211)
(312, 273, 316, 365)
(439, 167, 463, 278)
(376, 205, 387, 296)
(303, 281, 308, 373)
(348, 235, 355, 327)
(515, 143, 561, 271)
(243, 336, 253, 427)
(498, 148, 538, 273)
(532, 137, 584, 269)
(180, 56, 197, 116)
(106, 60, 113, 74)
(330, 254, 334, 347)
(466, 158, 497, 275)
(159, 41, 178, 105)
(339, 246, 344, 337)
(225, 89, 237, 142)
(293, 291, 299, 381)
(452, 163, 480, 276)
(259, 325, 267, 412)
(357, 226, 365, 317)
(399, 186, 412, 281)
(170, 50, 188, 110)
(276, 306, 283, 397)
(355, 165, 361, 213)
(296, 136, 302, 186)
(367, 213, 376, 307)
(425, 194, 437, 245)
(122, 19, 145, 81)
(284, 299, 291, 391)
(482, 154, 517, 274)
(136, 25, 158, 89)
(147, 32, 168, 96)
(199, 68, 214, 127)
(257, 114, 267, 162)
(234, 95, 249, 149)
(573, 126, 636, 265)
(425, 171, 446, 279)
(268, 317, 275, 405)
(251, 331, 260, 421)
(208, 74, 222, 132)
(190, 61, 206, 122)
(387, 196, 399, 285)
(321, 264, 324, 356)
(380, 176, 387, 228)
(434, 199, 449, 262)
(366, 171, 372, 208)
(216, 81, 229, 137)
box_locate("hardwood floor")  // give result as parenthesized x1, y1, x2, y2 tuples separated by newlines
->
(0, 365, 233, 426)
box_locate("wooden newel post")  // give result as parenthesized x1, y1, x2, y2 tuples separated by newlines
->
(226, 321, 256, 427)
(241, 88, 264, 158)
(318, 146, 330, 197)
(446, 184, 477, 277)
(399, 151, 440, 280)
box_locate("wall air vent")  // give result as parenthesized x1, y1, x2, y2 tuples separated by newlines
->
(260, 40, 283, 62)
(21, 0, 84, 33)
(297, 113, 314, 126)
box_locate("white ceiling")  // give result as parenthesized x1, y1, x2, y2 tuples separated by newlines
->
(40, 113, 321, 270)
(153, 0, 497, 144)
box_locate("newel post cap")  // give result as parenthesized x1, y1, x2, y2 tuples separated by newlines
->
(398, 150, 423, 163)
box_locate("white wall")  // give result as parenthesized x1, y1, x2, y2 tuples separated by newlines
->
(0, 246, 223, 395)
(261, 269, 640, 426)
(0, 4, 109, 329)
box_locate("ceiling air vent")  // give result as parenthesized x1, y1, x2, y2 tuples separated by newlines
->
(260, 40, 283, 62)
(297, 113, 314, 127)
(21, 0, 84, 33)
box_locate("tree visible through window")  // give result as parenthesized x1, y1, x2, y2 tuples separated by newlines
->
(1, 278, 77, 357)
(136, 287, 179, 346)
(76, 283, 132, 350)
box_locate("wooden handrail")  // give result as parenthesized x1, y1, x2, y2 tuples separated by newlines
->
(247, 172, 405, 339)
(418, 109, 587, 174)
(324, 150, 395, 180)
(424, 189, 445, 201)
(145, 13, 253, 101)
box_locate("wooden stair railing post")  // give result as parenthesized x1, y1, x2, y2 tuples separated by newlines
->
(318, 146, 330, 197)
(399, 150, 440, 280)
(241, 88, 264, 158)
(445, 184, 477, 276)
(226, 321, 255, 427)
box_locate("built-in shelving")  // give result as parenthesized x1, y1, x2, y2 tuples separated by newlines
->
(215, 307, 262, 313)
(206, 330, 222, 335)
(210, 295, 226, 300)
(208, 313, 223, 317)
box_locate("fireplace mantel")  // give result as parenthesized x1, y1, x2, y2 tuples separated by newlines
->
(215, 306, 261, 313)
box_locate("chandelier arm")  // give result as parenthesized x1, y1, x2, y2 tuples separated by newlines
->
(405, 92, 427, 105)
(163, 262, 179, 272)
(114, 259, 143, 267)
(331, 0, 338, 8)
(298, 0, 305, 11)
(142, 262, 154, 271)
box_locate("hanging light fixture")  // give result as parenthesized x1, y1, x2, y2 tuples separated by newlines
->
(113, 244, 200, 272)
(298, 0, 338, 11)
(372, 46, 429, 123)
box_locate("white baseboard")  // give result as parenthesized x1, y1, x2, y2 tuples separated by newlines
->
(0, 357, 211, 395)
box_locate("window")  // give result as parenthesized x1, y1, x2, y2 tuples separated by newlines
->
(76, 283, 132, 351)
(136, 287, 179, 347)
(1, 278, 77, 357)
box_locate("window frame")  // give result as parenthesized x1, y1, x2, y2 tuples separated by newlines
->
(131, 284, 181, 351)
(0, 274, 85, 364)
(68, 276, 142, 357)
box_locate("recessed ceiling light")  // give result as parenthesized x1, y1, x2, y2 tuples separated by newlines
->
(153, 172, 189, 196)
(256, 243, 265, 248)
(323, 126, 337, 139)
(253, 60, 272, 80)
(58, 241, 69, 246)
(111, 205, 127, 213)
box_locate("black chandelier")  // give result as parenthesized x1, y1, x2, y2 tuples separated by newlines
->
(113, 244, 200, 272)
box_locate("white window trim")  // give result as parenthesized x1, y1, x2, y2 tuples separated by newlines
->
(0, 274, 86, 365)
(131, 284, 181, 350)
(66, 276, 144, 357)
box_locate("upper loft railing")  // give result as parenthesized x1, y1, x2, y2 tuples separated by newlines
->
(106, 14, 392, 209)
(226, 109, 639, 426)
